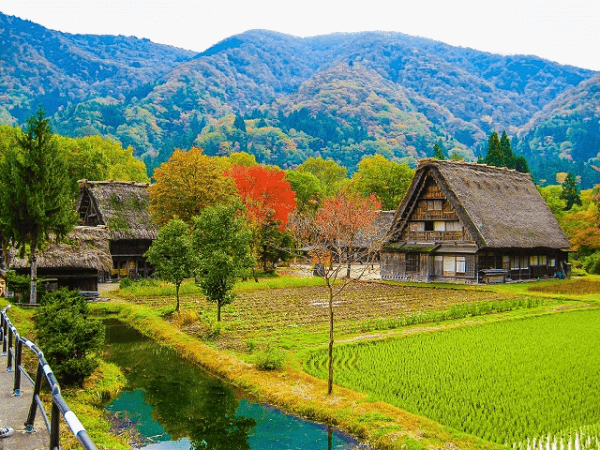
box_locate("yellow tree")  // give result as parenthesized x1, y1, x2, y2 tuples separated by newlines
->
(148, 147, 238, 226)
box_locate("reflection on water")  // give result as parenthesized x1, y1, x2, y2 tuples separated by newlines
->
(103, 319, 359, 450)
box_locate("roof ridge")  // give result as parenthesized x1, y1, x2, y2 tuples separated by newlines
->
(417, 158, 523, 175)
(78, 179, 150, 187)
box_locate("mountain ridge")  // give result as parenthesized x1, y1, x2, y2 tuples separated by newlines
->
(1, 14, 599, 186)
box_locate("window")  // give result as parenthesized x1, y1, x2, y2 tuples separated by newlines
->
(539, 255, 547, 265)
(428, 200, 443, 211)
(446, 221, 463, 232)
(511, 256, 520, 270)
(502, 256, 510, 270)
(550, 258, 556, 267)
(443, 256, 456, 275)
(529, 255, 539, 266)
(409, 222, 425, 232)
(522, 256, 529, 269)
(425, 222, 434, 231)
(456, 256, 466, 274)
(434, 221, 445, 232)
(406, 253, 420, 273)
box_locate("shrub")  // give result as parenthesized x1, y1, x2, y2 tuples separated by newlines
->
(5, 271, 30, 303)
(34, 289, 105, 387)
(583, 252, 600, 275)
(118, 277, 134, 289)
(254, 344, 286, 371)
(202, 314, 222, 340)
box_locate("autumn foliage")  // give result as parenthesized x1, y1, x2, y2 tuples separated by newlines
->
(227, 165, 296, 228)
(148, 147, 238, 226)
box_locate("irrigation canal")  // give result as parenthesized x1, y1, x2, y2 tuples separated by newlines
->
(103, 319, 362, 450)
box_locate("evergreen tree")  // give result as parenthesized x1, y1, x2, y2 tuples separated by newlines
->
(499, 131, 516, 169)
(233, 114, 247, 132)
(433, 143, 446, 160)
(515, 156, 530, 174)
(0, 107, 77, 304)
(560, 172, 582, 210)
(484, 131, 503, 167)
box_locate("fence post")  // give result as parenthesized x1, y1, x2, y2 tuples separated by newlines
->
(6, 324, 13, 372)
(50, 400, 61, 450)
(25, 361, 44, 432)
(13, 336, 22, 396)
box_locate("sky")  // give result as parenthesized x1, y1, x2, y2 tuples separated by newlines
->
(1, 0, 600, 71)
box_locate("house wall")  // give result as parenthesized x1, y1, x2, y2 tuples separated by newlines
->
(380, 249, 568, 283)
(109, 239, 154, 279)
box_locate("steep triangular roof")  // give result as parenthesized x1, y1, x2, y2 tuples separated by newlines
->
(386, 159, 571, 250)
(76, 180, 158, 240)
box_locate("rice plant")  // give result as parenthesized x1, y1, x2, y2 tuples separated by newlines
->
(304, 310, 600, 446)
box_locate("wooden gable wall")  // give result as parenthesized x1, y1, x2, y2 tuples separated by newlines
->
(400, 177, 474, 243)
(78, 189, 102, 227)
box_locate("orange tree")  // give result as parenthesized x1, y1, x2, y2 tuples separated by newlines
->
(227, 165, 296, 276)
(148, 147, 238, 226)
(291, 193, 382, 394)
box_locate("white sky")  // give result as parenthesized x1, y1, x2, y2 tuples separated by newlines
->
(1, 0, 599, 71)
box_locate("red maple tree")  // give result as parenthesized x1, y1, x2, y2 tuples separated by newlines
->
(227, 165, 296, 229)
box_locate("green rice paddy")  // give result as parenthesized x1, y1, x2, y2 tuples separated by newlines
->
(304, 310, 600, 448)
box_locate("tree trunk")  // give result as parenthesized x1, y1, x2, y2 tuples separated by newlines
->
(30, 239, 38, 305)
(217, 302, 221, 322)
(327, 281, 334, 395)
(252, 267, 259, 283)
(175, 283, 180, 312)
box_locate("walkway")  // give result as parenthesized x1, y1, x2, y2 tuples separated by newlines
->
(0, 352, 49, 450)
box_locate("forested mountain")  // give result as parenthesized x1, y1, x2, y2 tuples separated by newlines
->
(0, 12, 195, 123)
(514, 73, 600, 186)
(1, 14, 599, 186)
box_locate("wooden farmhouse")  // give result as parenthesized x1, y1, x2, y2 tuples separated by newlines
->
(76, 180, 158, 279)
(9, 226, 113, 292)
(380, 159, 571, 283)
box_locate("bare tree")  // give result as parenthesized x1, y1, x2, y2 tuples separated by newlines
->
(292, 193, 383, 394)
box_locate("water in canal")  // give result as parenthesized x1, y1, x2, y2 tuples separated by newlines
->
(103, 319, 361, 449)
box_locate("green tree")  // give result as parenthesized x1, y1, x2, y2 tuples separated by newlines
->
(515, 155, 530, 173)
(296, 157, 347, 198)
(484, 131, 503, 167)
(433, 143, 446, 160)
(233, 114, 247, 132)
(144, 219, 195, 312)
(285, 170, 325, 214)
(351, 154, 414, 210)
(560, 172, 582, 210)
(0, 107, 77, 304)
(193, 204, 255, 321)
(34, 289, 105, 387)
(499, 131, 516, 169)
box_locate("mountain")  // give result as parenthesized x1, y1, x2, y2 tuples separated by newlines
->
(515, 73, 600, 186)
(1, 16, 599, 185)
(0, 11, 195, 123)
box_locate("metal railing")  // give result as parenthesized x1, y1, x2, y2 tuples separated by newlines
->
(1, 304, 97, 450)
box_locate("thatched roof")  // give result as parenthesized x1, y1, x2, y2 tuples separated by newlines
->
(386, 159, 571, 250)
(354, 210, 396, 248)
(76, 180, 158, 240)
(10, 226, 113, 271)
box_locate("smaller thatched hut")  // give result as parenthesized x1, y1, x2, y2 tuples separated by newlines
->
(9, 226, 113, 292)
(76, 180, 158, 278)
